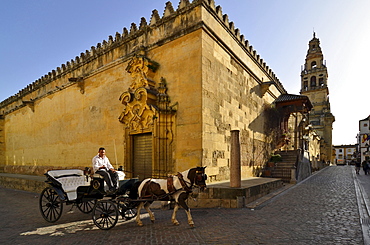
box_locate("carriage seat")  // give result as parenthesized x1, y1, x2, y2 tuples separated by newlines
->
(92, 170, 126, 180)
(91, 170, 126, 192)
(47, 169, 90, 201)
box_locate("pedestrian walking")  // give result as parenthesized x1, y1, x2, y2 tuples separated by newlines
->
(355, 160, 361, 174)
(362, 158, 369, 175)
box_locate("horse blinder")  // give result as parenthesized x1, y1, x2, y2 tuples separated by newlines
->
(194, 170, 207, 191)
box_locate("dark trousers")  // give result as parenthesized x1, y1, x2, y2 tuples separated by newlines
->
(96, 169, 119, 190)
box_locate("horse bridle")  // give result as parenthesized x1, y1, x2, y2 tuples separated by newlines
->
(176, 169, 207, 192)
(195, 170, 207, 185)
(176, 172, 193, 193)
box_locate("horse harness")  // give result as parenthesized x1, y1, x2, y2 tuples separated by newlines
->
(173, 172, 193, 193)
(170, 170, 206, 193)
(140, 172, 194, 200)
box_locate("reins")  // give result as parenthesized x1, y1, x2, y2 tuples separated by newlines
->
(176, 172, 193, 193)
(141, 169, 206, 200)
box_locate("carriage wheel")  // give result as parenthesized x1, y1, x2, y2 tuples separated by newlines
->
(123, 207, 137, 220)
(92, 200, 119, 230)
(77, 199, 96, 214)
(39, 187, 63, 223)
(119, 201, 137, 220)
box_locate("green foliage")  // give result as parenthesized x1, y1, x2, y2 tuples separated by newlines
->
(270, 153, 282, 163)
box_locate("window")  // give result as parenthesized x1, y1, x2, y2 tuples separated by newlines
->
(311, 61, 317, 69)
(339, 149, 343, 153)
(319, 78, 324, 86)
(303, 81, 308, 90)
(311, 121, 320, 126)
(310, 76, 316, 87)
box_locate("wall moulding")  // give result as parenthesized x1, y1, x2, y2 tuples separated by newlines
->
(22, 100, 35, 112)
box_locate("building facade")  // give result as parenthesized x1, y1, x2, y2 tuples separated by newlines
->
(333, 144, 356, 165)
(358, 116, 370, 162)
(300, 33, 335, 163)
(0, 1, 290, 181)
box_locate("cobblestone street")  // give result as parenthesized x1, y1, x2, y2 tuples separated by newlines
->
(0, 166, 365, 244)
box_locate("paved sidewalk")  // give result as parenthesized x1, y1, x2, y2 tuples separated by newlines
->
(0, 165, 364, 244)
(352, 166, 370, 244)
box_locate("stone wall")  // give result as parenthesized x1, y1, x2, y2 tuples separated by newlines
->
(0, 1, 205, 175)
(0, 0, 287, 179)
(0, 116, 4, 172)
(200, 1, 284, 181)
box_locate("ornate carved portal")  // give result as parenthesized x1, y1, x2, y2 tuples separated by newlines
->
(119, 53, 176, 179)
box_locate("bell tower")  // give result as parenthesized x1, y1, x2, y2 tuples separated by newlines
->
(300, 33, 335, 163)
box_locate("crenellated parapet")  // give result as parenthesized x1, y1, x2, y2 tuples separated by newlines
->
(0, 0, 285, 114)
(202, 1, 285, 92)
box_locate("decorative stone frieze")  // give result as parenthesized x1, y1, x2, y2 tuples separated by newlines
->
(119, 52, 172, 135)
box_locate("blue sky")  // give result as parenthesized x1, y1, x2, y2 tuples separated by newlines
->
(1, 0, 369, 145)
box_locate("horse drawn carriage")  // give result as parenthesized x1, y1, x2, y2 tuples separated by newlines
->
(39, 167, 207, 230)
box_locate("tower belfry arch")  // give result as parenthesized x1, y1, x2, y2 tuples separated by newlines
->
(300, 33, 335, 163)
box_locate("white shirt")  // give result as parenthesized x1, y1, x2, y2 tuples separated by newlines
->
(92, 154, 113, 173)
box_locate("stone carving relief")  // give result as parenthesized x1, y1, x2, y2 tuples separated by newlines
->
(126, 55, 151, 91)
(119, 87, 156, 132)
(119, 53, 163, 133)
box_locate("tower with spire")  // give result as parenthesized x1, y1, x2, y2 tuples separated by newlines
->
(300, 33, 335, 163)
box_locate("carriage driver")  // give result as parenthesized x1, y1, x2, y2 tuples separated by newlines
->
(92, 147, 119, 194)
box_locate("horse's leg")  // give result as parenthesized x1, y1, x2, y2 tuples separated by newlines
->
(178, 192, 194, 227)
(184, 208, 194, 227)
(171, 203, 180, 226)
(143, 201, 155, 223)
(135, 202, 144, 227)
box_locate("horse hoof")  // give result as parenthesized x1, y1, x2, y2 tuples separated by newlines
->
(137, 223, 144, 227)
(151, 220, 155, 223)
(173, 222, 180, 226)
(189, 224, 194, 228)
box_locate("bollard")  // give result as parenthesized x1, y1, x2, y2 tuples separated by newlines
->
(230, 130, 241, 188)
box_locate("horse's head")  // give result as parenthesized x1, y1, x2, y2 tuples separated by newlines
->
(188, 166, 207, 191)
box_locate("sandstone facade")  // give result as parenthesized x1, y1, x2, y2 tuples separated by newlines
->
(300, 33, 335, 163)
(0, 0, 286, 181)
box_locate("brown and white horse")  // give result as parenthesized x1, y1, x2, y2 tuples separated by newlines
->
(134, 167, 207, 227)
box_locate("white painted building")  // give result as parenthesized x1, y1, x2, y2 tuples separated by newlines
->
(333, 145, 356, 165)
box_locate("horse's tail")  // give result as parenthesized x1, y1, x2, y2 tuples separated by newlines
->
(128, 180, 142, 199)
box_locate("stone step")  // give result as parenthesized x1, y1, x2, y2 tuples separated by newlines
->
(0, 173, 47, 193)
(276, 151, 297, 158)
(266, 151, 298, 183)
(282, 157, 296, 162)
(280, 154, 296, 159)
(192, 177, 285, 208)
(271, 168, 293, 183)
(280, 163, 296, 167)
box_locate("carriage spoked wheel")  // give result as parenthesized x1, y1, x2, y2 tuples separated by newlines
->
(119, 201, 137, 220)
(122, 207, 137, 220)
(92, 200, 119, 230)
(39, 187, 63, 223)
(77, 199, 96, 214)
